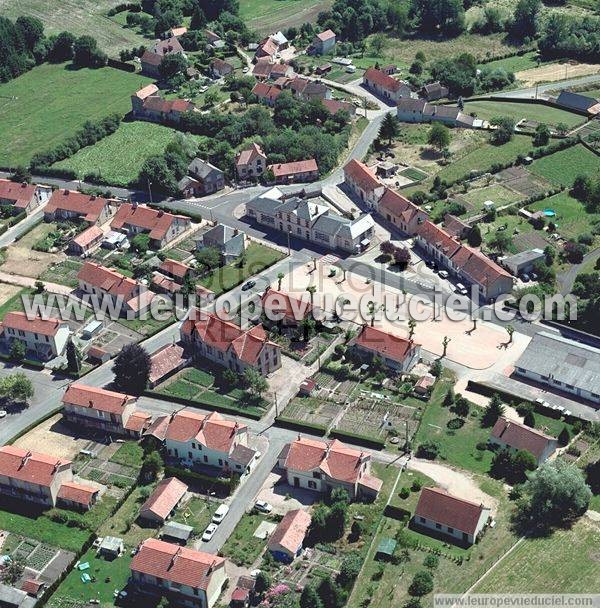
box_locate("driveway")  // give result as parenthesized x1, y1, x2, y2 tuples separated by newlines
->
(254, 471, 318, 516)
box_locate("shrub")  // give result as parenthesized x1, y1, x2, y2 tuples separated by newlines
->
(411, 479, 423, 492)
(399, 487, 411, 499)
(416, 441, 440, 460)
(409, 570, 434, 596)
(423, 554, 439, 569)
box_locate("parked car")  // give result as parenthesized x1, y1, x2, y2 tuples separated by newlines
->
(202, 523, 218, 542)
(438, 270, 449, 279)
(530, 272, 538, 281)
(455, 283, 468, 296)
(254, 500, 273, 513)
(522, 274, 530, 282)
(0, 411, 6, 418)
(212, 504, 230, 524)
(242, 280, 256, 291)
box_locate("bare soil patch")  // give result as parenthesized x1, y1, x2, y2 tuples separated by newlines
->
(516, 62, 600, 86)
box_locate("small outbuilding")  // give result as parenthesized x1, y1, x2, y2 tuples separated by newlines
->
(98, 536, 124, 558)
(139, 477, 188, 524)
(375, 537, 397, 561)
(160, 521, 194, 545)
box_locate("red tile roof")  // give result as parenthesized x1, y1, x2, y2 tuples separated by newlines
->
(364, 67, 404, 92)
(141, 50, 163, 66)
(261, 288, 312, 322)
(0, 311, 64, 337)
(21, 579, 45, 596)
(316, 29, 336, 42)
(149, 343, 186, 385)
(131, 538, 225, 590)
(143, 96, 196, 114)
(62, 383, 135, 415)
(211, 57, 234, 74)
(140, 477, 188, 521)
(45, 189, 113, 223)
(417, 221, 462, 258)
(236, 143, 267, 167)
(124, 411, 152, 433)
(322, 98, 355, 116)
(415, 487, 488, 535)
(159, 258, 190, 279)
(257, 37, 278, 57)
(443, 214, 470, 238)
(134, 84, 159, 100)
(451, 246, 511, 289)
(0, 179, 36, 207)
(151, 37, 184, 55)
(343, 159, 381, 193)
(378, 187, 423, 225)
(283, 437, 375, 486)
(268, 509, 311, 554)
(77, 261, 139, 300)
(269, 159, 318, 177)
(252, 82, 282, 103)
(491, 417, 555, 459)
(352, 325, 417, 364)
(152, 273, 181, 294)
(165, 410, 246, 453)
(57, 481, 98, 506)
(111, 203, 188, 241)
(0, 446, 71, 488)
(72, 225, 103, 249)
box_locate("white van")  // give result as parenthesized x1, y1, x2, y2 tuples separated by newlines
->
(455, 283, 468, 296)
(212, 504, 229, 524)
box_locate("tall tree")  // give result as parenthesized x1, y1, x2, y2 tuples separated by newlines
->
(112, 343, 151, 393)
(66, 338, 82, 374)
(428, 123, 450, 152)
(378, 112, 400, 145)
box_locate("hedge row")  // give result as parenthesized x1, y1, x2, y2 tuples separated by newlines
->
(329, 428, 385, 450)
(0, 210, 27, 236)
(274, 416, 328, 436)
(164, 465, 239, 497)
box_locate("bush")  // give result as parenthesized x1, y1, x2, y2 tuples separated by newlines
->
(416, 441, 440, 460)
(423, 554, 439, 569)
(411, 479, 423, 492)
(399, 487, 411, 499)
(409, 570, 434, 597)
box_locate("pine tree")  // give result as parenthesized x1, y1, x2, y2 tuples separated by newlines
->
(66, 338, 81, 373)
(112, 343, 151, 393)
(378, 112, 400, 145)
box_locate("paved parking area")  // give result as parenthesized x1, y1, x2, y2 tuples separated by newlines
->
(255, 472, 318, 516)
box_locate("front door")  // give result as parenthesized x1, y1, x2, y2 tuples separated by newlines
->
(293, 477, 300, 487)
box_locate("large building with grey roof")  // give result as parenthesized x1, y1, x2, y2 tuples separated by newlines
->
(245, 188, 375, 253)
(514, 331, 600, 405)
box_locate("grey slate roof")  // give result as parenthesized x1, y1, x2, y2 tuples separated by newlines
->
(161, 521, 194, 541)
(230, 443, 257, 467)
(188, 158, 223, 180)
(202, 223, 237, 245)
(502, 249, 545, 267)
(556, 91, 598, 112)
(515, 331, 600, 396)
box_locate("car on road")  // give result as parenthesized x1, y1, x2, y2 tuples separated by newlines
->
(242, 67, 249, 73)
(254, 500, 273, 513)
(438, 270, 449, 279)
(250, 569, 262, 578)
(455, 283, 468, 296)
(202, 523, 218, 542)
(242, 280, 256, 291)
(0, 411, 6, 418)
(212, 504, 230, 524)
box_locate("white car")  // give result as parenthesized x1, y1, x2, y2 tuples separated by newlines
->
(250, 569, 262, 579)
(254, 500, 273, 513)
(212, 504, 229, 524)
(455, 283, 468, 296)
(0, 411, 7, 418)
(202, 523, 218, 542)
(438, 270, 449, 279)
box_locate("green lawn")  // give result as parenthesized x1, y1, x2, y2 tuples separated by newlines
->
(463, 100, 584, 129)
(463, 183, 522, 209)
(46, 548, 132, 608)
(482, 213, 536, 254)
(171, 497, 216, 536)
(529, 191, 600, 242)
(239, 0, 333, 35)
(474, 518, 600, 593)
(220, 512, 272, 566)
(435, 135, 534, 184)
(199, 243, 286, 296)
(53, 122, 197, 187)
(0, 62, 153, 167)
(528, 144, 600, 187)
(478, 51, 539, 73)
(0, 288, 30, 320)
(109, 442, 144, 469)
(1, 0, 149, 53)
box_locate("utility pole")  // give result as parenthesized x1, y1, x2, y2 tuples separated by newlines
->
(147, 179, 153, 205)
(274, 392, 278, 418)
(287, 230, 291, 256)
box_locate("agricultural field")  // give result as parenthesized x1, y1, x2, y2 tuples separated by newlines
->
(52, 121, 201, 187)
(0, 0, 148, 53)
(474, 518, 600, 593)
(477, 51, 540, 73)
(462, 100, 585, 129)
(0, 62, 153, 167)
(239, 0, 333, 35)
(528, 144, 600, 187)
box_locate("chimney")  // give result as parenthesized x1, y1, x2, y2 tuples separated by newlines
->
(88, 400, 94, 408)
(20, 451, 33, 469)
(158, 210, 164, 217)
(63, 189, 69, 195)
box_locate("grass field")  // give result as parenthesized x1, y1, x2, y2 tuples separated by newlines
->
(220, 512, 271, 566)
(474, 518, 600, 593)
(435, 134, 534, 184)
(463, 100, 584, 129)
(0, 62, 153, 167)
(109, 442, 145, 469)
(478, 51, 539, 73)
(239, 0, 332, 35)
(0, 0, 148, 53)
(529, 144, 600, 187)
(53, 121, 195, 186)
(462, 183, 522, 210)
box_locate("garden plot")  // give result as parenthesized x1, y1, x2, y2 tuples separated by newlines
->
(496, 166, 552, 198)
(337, 397, 420, 441)
(283, 397, 343, 428)
(277, 547, 343, 589)
(2, 534, 61, 573)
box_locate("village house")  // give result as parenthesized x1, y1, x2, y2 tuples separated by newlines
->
(311, 29, 336, 55)
(489, 416, 558, 465)
(210, 57, 234, 79)
(167, 26, 187, 38)
(413, 487, 491, 546)
(139, 477, 188, 524)
(349, 325, 421, 373)
(179, 158, 225, 197)
(235, 143, 267, 180)
(111, 203, 191, 248)
(181, 311, 282, 377)
(363, 67, 412, 103)
(255, 36, 279, 61)
(133, 94, 196, 125)
(57, 482, 99, 512)
(286, 77, 331, 102)
(415, 221, 513, 301)
(69, 225, 104, 256)
(343, 159, 386, 209)
(513, 332, 600, 405)
(197, 224, 246, 264)
(251, 82, 283, 106)
(397, 99, 482, 128)
(44, 189, 118, 225)
(0, 312, 70, 361)
(61, 383, 138, 436)
(130, 538, 227, 608)
(204, 29, 223, 49)
(260, 287, 314, 328)
(322, 98, 356, 118)
(268, 159, 319, 184)
(0, 179, 51, 215)
(268, 509, 312, 563)
(252, 60, 294, 80)
(0, 445, 96, 510)
(164, 410, 257, 476)
(77, 261, 154, 316)
(443, 214, 471, 240)
(278, 437, 383, 500)
(157, 258, 194, 284)
(141, 36, 184, 78)
(378, 187, 428, 235)
(554, 90, 600, 116)
(246, 188, 375, 253)
(420, 81, 449, 101)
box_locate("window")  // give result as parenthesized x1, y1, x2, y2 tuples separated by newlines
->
(312, 472, 321, 479)
(188, 452, 193, 459)
(435, 523, 441, 529)
(308, 480, 317, 489)
(447, 527, 454, 534)
(419, 516, 426, 523)
(192, 443, 196, 450)
(218, 459, 223, 466)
